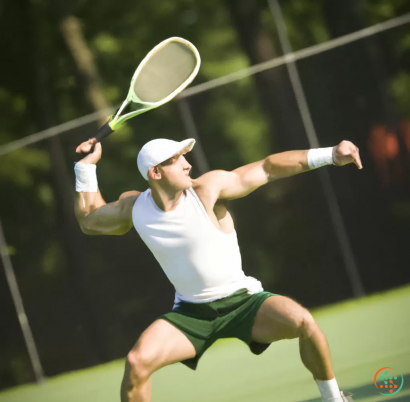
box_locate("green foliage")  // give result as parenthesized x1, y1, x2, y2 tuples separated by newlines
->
(280, 0, 330, 50)
(1, 0, 410, 391)
(363, 0, 409, 23)
(0, 149, 49, 187)
(390, 72, 410, 117)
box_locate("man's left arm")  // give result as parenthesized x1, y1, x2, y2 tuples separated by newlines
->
(196, 140, 362, 201)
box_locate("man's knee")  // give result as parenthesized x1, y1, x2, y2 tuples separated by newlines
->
(296, 309, 319, 338)
(126, 347, 155, 384)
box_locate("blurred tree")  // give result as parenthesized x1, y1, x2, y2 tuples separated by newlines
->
(1, 0, 410, 391)
(310, 0, 410, 291)
(23, 0, 107, 364)
(225, 0, 308, 152)
(55, 0, 109, 125)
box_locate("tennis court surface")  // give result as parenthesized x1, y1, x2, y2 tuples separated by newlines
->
(2, 284, 409, 402)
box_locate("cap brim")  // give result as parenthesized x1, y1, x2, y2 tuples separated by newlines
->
(179, 138, 196, 154)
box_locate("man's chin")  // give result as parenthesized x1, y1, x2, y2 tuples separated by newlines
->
(184, 179, 193, 189)
(172, 179, 192, 192)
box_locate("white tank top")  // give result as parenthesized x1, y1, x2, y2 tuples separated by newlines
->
(132, 187, 263, 305)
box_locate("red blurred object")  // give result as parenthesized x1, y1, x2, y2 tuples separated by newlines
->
(368, 123, 408, 189)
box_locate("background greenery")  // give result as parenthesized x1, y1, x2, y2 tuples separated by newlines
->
(1, 0, 410, 391)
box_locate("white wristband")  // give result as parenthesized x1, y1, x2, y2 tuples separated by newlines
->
(307, 147, 335, 169)
(74, 162, 98, 192)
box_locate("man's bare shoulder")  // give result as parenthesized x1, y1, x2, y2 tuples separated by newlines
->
(119, 190, 142, 200)
(193, 170, 234, 191)
(192, 170, 235, 206)
(118, 190, 142, 216)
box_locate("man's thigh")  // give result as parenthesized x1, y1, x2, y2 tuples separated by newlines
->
(130, 319, 196, 373)
(251, 295, 309, 343)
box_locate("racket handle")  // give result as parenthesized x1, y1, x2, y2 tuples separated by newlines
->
(92, 121, 114, 143)
(86, 121, 115, 154)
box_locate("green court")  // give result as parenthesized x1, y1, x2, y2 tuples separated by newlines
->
(2, 285, 409, 402)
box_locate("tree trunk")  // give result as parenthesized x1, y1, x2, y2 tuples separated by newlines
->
(55, 1, 109, 125)
(59, 16, 109, 124)
(23, 0, 106, 365)
(225, 0, 307, 152)
(321, 0, 408, 291)
(323, 0, 409, 180)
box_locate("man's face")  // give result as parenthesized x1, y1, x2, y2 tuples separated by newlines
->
(154, 153, 192, 190)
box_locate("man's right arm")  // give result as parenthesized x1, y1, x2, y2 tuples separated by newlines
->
(75, 191, 139, 235)
(74, 140, 140, 235)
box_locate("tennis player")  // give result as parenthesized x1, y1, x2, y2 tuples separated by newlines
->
(74, 138, 361, 402)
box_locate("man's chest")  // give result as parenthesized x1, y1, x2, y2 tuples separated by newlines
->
(192, 186, 234, 234)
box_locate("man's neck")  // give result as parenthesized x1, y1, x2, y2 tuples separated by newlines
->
(150, 187, 185, 212)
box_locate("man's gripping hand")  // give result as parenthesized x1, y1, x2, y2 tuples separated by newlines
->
(75, 140, 102, 165)
(73, 139, 138, 236)
(333, 140, 363, 170)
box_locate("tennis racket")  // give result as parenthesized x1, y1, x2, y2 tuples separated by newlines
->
(88, 37, 200, 147)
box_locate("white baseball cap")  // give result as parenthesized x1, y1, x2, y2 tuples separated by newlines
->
(137, 138, 196, 180)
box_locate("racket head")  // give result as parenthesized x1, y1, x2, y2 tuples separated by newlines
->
(127, 37, 200, 106)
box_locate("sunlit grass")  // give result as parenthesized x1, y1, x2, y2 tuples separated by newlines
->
(2, 284, 410, 402)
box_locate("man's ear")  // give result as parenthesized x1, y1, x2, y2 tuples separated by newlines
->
(148, 166, 162, 181)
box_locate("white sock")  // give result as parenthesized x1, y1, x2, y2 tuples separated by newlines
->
(316, 378, 342, 401)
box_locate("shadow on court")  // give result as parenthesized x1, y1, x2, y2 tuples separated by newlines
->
(300, 373, 409, 402)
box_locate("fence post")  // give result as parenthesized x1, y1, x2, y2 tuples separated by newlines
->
(177, 98, 210, 174)
(0, 218, 45, 383)
(268, 0, 365, 297)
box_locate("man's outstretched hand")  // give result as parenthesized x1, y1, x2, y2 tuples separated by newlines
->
(333, 140, 363, 170)
(75, 140, 102, 165)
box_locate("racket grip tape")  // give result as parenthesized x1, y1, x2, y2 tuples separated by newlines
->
(87, 121, 114, 154)
(92, 121, 114, 143)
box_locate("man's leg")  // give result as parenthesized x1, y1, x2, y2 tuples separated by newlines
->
(251, 296, 341, 400)
(121, 319, 196, 402)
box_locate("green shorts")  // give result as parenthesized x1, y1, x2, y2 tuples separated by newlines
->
(158, 288, 277, 370)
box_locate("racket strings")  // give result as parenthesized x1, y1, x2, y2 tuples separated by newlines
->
(133, 42, 197, 103)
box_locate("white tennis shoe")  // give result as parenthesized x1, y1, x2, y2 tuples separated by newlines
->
(339, 391, 354, 401)
(325, 391, 354, 402)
